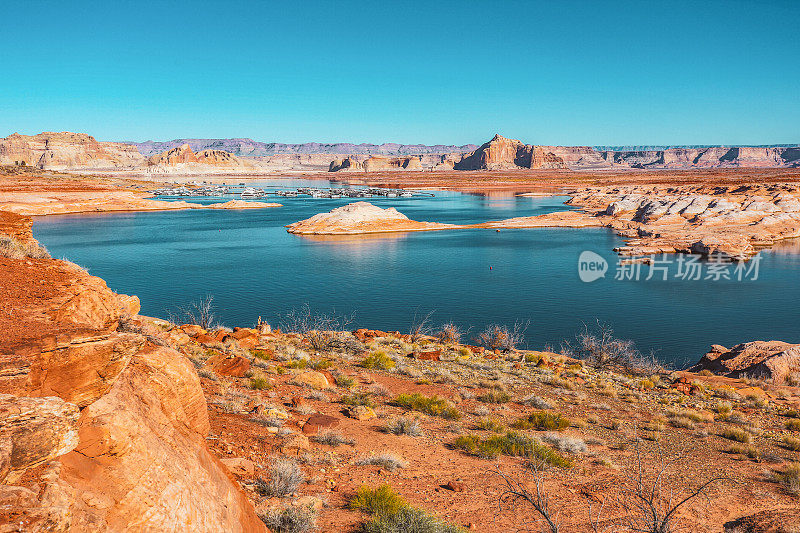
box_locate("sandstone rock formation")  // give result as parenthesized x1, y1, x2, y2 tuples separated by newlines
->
(600, 145, 800, 169)
(285, 202, 461, 234)
(0, 132, 145, 171)
(147, 143, 259, 175)
(454, 134, 568, 171)
(0, 214, 265, 532)
(689, 341, 800, 383)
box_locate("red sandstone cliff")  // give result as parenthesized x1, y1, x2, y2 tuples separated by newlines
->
(0, 214, 265, 532)
(0, 132, 145, 171)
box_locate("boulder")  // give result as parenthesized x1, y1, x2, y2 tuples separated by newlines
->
(301, 413, 339, 436)
(280, 433, 311, 455)
(291, 371, 330, 390)
(221, 457, 256, 477)
(206, 354, 251, 378)
(181, 324, 206, 337)
(689, 341, 800, 383)
(346, 405, 376, 421)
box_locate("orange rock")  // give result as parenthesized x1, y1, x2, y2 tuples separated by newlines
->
(417, 349, 441, 361)
(206, 354, 251, 378)
(301, 413, 339, 436)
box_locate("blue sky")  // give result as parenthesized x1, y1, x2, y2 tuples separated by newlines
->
(1, 0, 798, 145)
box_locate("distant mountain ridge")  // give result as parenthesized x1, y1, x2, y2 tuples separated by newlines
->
(595, 144, 799, 151)
(125, 138, 479, 157)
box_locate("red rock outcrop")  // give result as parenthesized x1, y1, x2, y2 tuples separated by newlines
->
(689, 341, 800, 383)
(146, 143, 258, 174)
(0, 212, 265, 532)
(454, 134, 567, 171)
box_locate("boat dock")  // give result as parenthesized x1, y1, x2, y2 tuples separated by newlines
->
(149, 184, 432, 200)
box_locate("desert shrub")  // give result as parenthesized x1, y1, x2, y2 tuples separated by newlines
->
(521, 394, 553, 410)
(312, 359, 333, 370)
(251, 349, 271, 360)
(476, 321, 528, 352)
(638, 378, 655, 390)
(786, 419, 800, 431)
(285, 359, 309, 369)
(335, 374, 356, 388)
(782, 409, 800, 419)
(259, 506, 317, 533)
(313, 429, 355, 447)
(774, 462, 800, 495)
(723, 443, 760, 459)
(786, 372, 800, 387)
(562, 321, 658, 373)
(453, 432, 571, 467)
(669, 416, 695, 429)
(279, 304, 353, 350)
(341, 393, 376, 408)
(370, 383, 391, 397)
(349, 484, 407, 516)
(361, 351, 396, 371)
(474, 418, 505, 432)
(540, 433, 587, 454)
(715, 401, 733, 418)
(392, 393, 460, 420)
(782, 436, 800, 451)
(355, 452, 408, 471)
(249, 376, 271, 390)
(720, 427, 751, 444)
(0, 235, 50, 260)
(255, 458, 305, 497)
(362, 505, 464, 533)
(385, 417, 422, 437)
(511, 411, 570, 431)
(436, 323, 463, 344)
(477, 390, 511, 404)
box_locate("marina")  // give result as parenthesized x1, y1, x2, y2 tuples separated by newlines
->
(149, 184, 428, 200)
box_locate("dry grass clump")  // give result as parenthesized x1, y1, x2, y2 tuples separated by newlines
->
(284, 358, 309, 370)
(540, 432, 588, 454)
(355, 452, 408, 471)
(392, 393, 461, 420)
(720, 427, 752, 444)
(384, 417, 422, 437)
(715, 401, 733, 419)
(341, 393, 377, 408)
(361, 351, 396, 371)
(255, 458, 305, 497)
(476, 322, 527, 352)
(313, 430, 355, 447)
(452, 432, 571, 467)
(259, 505, 317, 533)
(773, 462, 800, 495)
(0, 235, 50, 259)
(249, 375, 271, 390)
(521, 394, 553, 409)
(511, 411, 570, 431)
(335, 374, 357, 388)
(477, 389, 512, 404)
(723, 443, 760, 460)
(781, 435, 800, 451)
(474, 418, 505, 432)
(785, 419, 800, 431)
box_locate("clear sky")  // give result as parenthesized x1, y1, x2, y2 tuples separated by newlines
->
(1, 0, 798, 146)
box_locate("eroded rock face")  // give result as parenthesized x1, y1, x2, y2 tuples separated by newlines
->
(0, 132, 145, 170)
(147, 143, 257, 174)
(454, 134, 567, 171)
(689, 341, 800, 383)
(0, 213, 265, 532)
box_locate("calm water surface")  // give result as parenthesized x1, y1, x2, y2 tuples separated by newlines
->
(32, 178, 800, 368)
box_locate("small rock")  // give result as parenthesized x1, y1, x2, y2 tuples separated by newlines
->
(280, 434, 310, 455)
(292, 496, 323, 511)
(291, 371, 330, 390)
(220, 457, 255, 477)
(444, 480, 465, 492)
(346, 405, 376, 421)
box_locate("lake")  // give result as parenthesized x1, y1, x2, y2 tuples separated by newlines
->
(33, 178, 800, 368)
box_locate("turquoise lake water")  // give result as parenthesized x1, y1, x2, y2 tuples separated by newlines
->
(32, 178, 800, 368)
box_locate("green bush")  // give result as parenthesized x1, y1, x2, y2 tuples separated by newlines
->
(249, 377, 270, 390)
(350, 484, 407, 516)
(285, 359, 309, 369)
(511, 411, 570, 431)
(392, 393, 461, 420)
(312, 359, 334, 370)
(453, 432, 571, 467)
(341, 393, 376, 408)
(362, 505, 464, 533)
(335, 374, 356, 388)
(474, 418, 504, 432)
(361, 350, 396, 370)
